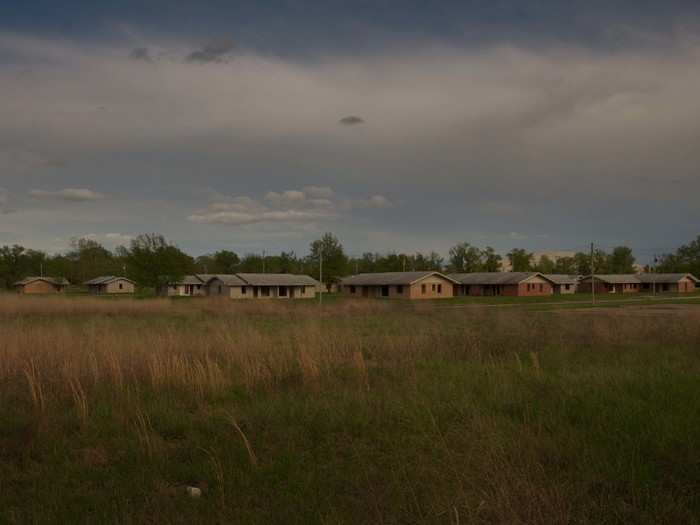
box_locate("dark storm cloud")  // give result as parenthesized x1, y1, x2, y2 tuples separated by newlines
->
(186, 38, 235, 63)
(339, 116, 365, 126)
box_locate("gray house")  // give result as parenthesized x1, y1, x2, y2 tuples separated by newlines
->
(206, 273, 318, 299)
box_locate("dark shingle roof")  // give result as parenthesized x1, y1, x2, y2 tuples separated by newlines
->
(206, 274, 248, 286)
(581, 274, 641, 284)
(637, 273, 699, 284)
(84, 276, 135, 285)
(448, 272, 550, 285)
(341, 271, 458, 286)
(236, 273, 319, 286)
(14, 276, 69, 286)
(543, 274, 580, 285)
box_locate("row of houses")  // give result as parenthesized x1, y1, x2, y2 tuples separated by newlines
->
(11, 271, 699, 298)
(338, 271, 699, 298)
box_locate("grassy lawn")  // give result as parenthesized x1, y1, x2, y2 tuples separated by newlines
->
(1, 296, 699, 523)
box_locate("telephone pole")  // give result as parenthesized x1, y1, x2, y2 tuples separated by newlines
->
(319, 250, 323, 306)
(262, 250, 266, 273)
(590, 242, 596, 305)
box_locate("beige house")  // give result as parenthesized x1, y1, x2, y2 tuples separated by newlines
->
(159, 274, 213, 297)
(84, 276, 136, 294)
(449, 272, 555, 296)
(543, 274, 580, 294)
(206, 273, 319, 299)
(340, 271, 457, 299)
(578, 275, 641, 294)
(637, 273, 698, 293)
(14, 277, 69, 294)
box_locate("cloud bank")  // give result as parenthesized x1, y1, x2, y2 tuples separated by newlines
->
(29, 188, 105, 202)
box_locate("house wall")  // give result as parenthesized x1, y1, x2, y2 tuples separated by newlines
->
(17, 281, 62, 294)
(342, 275, 454, 299)
(214, 283, 316, 299)
(457, 276, 552, 297)
(579, 280, 640, 293)
(103, 279, 135, 294)
(554, 283, 577, 295)
(641, 278, 696, 293)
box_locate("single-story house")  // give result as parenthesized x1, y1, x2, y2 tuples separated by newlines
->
(578, 275, 641, 294)
(543, 274, 580, 294)
(159, 274, 214, 297)
(340, 271, 458, 299)
(636, 273, 698, 293)
(84, 276, 136, 294)
(206, 273, 319, 299)
(449, 272, 555, 297)
(14, 277, 69, 294)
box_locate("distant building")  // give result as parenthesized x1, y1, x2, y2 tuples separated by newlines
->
(578, 275, 641, 294)
(340, 271, 457, 299)
(84, 276, 136, 295)
(159, 274, 213, 297)
(205, 273, 318, 299)
(14, 277, 69, 294)
(543, 274, 580, 294)
(637, 273, 698, 293)
(449, 272, 554, 296)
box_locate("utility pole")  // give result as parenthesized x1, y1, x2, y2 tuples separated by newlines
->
(590, 242, 596, 305)
(262, 250, 266, 273)
(319, 249, 323, 306)
(652, 255, 657, 296)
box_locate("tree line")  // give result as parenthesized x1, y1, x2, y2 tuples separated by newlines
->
(1, 232, 699, 290)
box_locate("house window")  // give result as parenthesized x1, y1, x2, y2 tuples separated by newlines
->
(242, 286, 246, 294)
(396, 285, 403, 294)
(218, 285, 222, 294)
(262, 287, 270, 297)
(565, 284, 570, 291)
(301, 286, 306, 294)
(119, 283, 123, 290)
(279, 286, 288, 297)
(437, 284, 442, 293)
(350, 285, 356, 294)
(421, 284, 426, 294)
(539, 284, 543, 292)
(431, 283, 436, 291)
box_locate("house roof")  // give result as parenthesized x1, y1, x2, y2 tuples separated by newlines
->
(581, 274, 641, 284)
(84, 276, 136, 285)
(14, 276, 69, 286)
(543, 274, 580, 285)
(236, 273, 320, 286)
(206, 274, 248, 286)
(448, 272, 551, 285)
(341, 271, 459, 286)
(637, 273, 700, 284)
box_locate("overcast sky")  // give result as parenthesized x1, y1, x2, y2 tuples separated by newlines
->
(1, 1, 700, 261)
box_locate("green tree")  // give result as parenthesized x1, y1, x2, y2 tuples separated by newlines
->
(573, 252, 591, 275)
(448, 242, 482, 272)
(507, 248, 533, 272)
(308, 233, 348, 289)
(553, 256, 577, 274)
(65, 238, 120, 283)
(607, 246, 636, 273)
(481, 247, 502, 272)
(534, 254, 555, 273)
(123, 233, 195, 288)
(657, 235, 700, 277)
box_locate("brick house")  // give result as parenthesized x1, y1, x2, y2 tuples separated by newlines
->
(544, 274, 580, 294)
(449, 272, 555, 296)
(637, 273, 698, 293)
(205, 273, 318, 299)
(578, 275, 641, 294)
(14, 277, 69, 294)
(340, 271, 458, 299)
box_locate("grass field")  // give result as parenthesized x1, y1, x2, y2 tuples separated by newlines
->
(1, 295, 700, 524)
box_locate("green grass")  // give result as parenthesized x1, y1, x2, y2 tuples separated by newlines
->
(1, 298, 699, 523)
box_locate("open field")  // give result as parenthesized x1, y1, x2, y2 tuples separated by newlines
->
(1, 296, 700, 524)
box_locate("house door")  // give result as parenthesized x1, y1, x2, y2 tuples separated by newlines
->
(362, 287, 369, 297)
(253, 286, 259, 298)
(381, 285, 389, 297)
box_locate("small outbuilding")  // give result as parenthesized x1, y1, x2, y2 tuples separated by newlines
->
(14, 277, 69, 294)
(340, 271, 457, 299)
(578, 275, 641, 294)
(449, 272, 554, 297)
(544, 274, 580, 294)
(206, 273, 319, 299)
(636, 273, 698, 293)
(84, 276, 136, 294)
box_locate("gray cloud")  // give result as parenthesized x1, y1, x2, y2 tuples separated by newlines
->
(339, 115, 365, 125)
(129, 47, 153, 62)
(0, 187, 14, 214)
(186, 38, 235, 63)
(29, 188, 106, 202)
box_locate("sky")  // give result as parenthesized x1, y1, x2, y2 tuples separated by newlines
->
(1, 1, 700, 262)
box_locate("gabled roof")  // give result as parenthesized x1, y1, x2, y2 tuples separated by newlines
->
(448, 272, 551, 285)
(236, 273, 320, 286)
(341, 271, 459, 286)
(206, 274, 248, 286)
(170, 274, 213, 285)
(637, 273, 700, 284)
(14, 276, 69, 286)
(543, 274, 580, 285)
(84, 275, 136, 285)
(581, 274, 641, 284)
